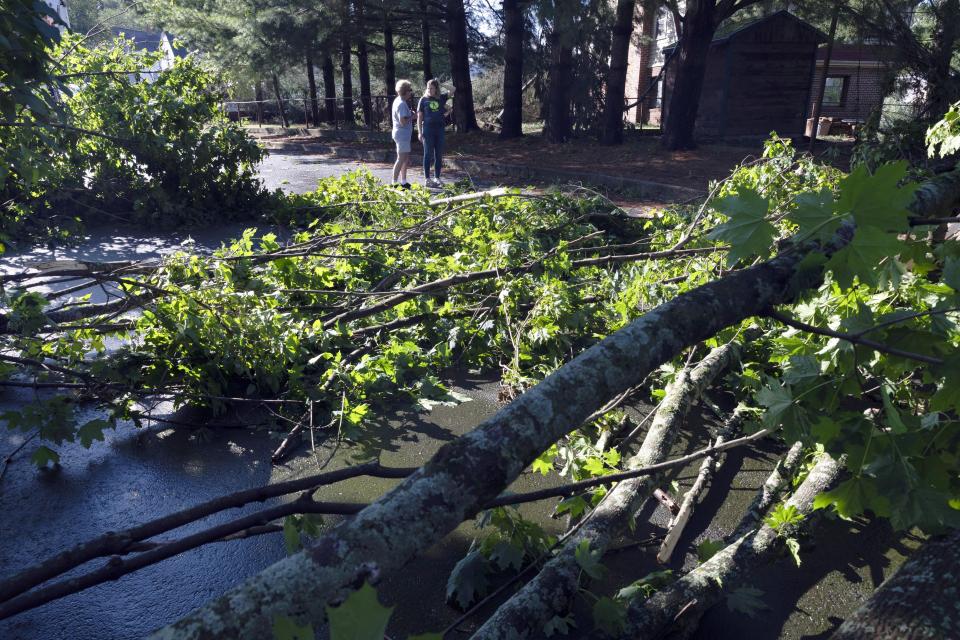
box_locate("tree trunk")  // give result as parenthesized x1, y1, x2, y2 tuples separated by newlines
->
(151, 168, 960, 640)
(322, 53, 337, 123)
(340, 33, 355, 125)
(473, 342, 744, 639)
(808, 1, 840, 151)
(447, 0, 479, 132)
(355, 0, 373, 127)
(254, 80, 264, 126)
(384, 16, 396, 100)
(831, 528, 960, 640)
(271, 73, 289, 129)
(306, 53, 319, 127)
(544, 29, 573, 143)
(619, 454, 843, 638)
(600, 0, 637, 145)
(501, 0, 524, 139)
(925, 0, 960, 118)
(661, 0, 717, 151)
(420, 0, 433, 82)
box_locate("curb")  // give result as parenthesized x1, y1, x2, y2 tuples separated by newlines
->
(261, 141, 705, 202)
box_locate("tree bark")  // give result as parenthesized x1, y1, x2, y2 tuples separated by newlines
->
(500, 0, 525, 139)
(254, 79, 264, 126)
(473, 342, 744, 639)
(544, 29, 574, 143)
(150, 167, 960, 640)
(661, 0, 716, 150)
(321, 52, 337, 124)
(306, 53, 319, 127)
(355, 0, 373, 126)
(615, 454, 843, 639)
(831, 527, 960, 640)
(420, 0, 433, 82)
(446, 0, 479, 132)
(383, 15, 396, 100)
(729, 440, 803, 541)
(339, 32, 355, 125)
(808, 1, 840, 151)
(600, 0, 638, 145)
(271, 73, 289, 129)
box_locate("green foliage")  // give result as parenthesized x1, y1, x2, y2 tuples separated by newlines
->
(695, 539, 725, 563)
(926, 101, 960, 158)
(1, 32, 270, 247)
(272, 615, 314, 640)
(591, 596, 626, 636)
(325, 582, 394, 640)
(615, 570, 674, 601)
(574, 539, 606, 580)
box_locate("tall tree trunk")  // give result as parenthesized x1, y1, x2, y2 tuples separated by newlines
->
(500, 0, 524, 138)
(340, 33, 355, 125)
(384, 15, 396, 99)
(926, 0, 960, 118)
(271, 73, 289, 128)
(322, 52, 337, 123)
(420, 0, 433, 82)
(446, 0, 479, 132)
(808, 1, 840, 151)
(661, 0, 717, 150)
(355, 0, 373, 126)
(544, 29, 573, 143)
(600, 0, 637, 144)
(306, 53, 319, 127)
(254, 79, 264, 126)
(831, 528, 960, 640)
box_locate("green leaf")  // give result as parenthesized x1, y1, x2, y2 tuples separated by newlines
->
(544, 614, 576, 637)
(814, 476, 890, 520)
(707, 189, 776, 266)
(326, 583, 394, 640)
(574, 539, 607, 580)
(836, 162, 915, 233)
(283, 516, 301, 554)
(487, 540, 524, 571)
(532, 445, 557, 475)
(272, 615, 314, 640)
(788, 188, 839, 241)
(555, 496, 588, 519)
(696, 539, 726, 563)
(30, 445, 59, 468)
(77, 419, 110, 448)
(880, 386, 908, 435)
(591, 596, 626, 635)
(826, 226, 903, 289)
(785, 537, 802, 568)
(726, 586, 769, 618)
(943, 256, 960, 291)
(446, 550, 489, 609)
(888, 486, 960, 533)
(582, 457, 606, 476)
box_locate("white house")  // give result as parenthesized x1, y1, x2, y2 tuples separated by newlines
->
(111, 27, 190, 82)
(42, 0, 70, 31)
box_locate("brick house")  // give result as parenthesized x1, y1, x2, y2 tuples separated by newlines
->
(809, 44, 894, 123)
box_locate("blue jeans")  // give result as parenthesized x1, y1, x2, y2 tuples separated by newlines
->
(422, 128, 444, 179)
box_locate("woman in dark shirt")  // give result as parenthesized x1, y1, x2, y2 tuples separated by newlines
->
(417, 79, 453, 187)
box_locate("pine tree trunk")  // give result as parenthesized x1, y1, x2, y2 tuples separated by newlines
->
(501, 0, 524, 139)
(420, 0, 433, 82)
(925, 0, 960, 119)
(254, 80, 264, 126)
(600, 0, 637, 145)
(831, 528, 960, 640)
(271, 73, 289, 128)
(322, 53, 336, 123)
(446, 0, 478, 132)
(340, 33, 355, 125)
(661, 0, 716, 151)
(355, 0, 373, 126)
(306, 54, 319, 127)
(384, 16, 396, 99)
(545, 29, 573, 143)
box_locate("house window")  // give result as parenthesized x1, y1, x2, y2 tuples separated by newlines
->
(823, 76, 847, 106)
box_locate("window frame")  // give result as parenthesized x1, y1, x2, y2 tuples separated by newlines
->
(822, 75, 848, 108)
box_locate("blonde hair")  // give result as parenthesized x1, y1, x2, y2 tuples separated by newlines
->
(423, 78, 440, 97)
(395, 79, 412, 95)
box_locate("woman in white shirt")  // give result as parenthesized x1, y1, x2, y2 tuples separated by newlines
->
(391, 80, 414, 188)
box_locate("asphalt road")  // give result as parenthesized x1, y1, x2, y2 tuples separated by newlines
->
(258, 149, 473, 194)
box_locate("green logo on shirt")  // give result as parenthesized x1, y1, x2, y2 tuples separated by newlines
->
(429, 100, 440, 111)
